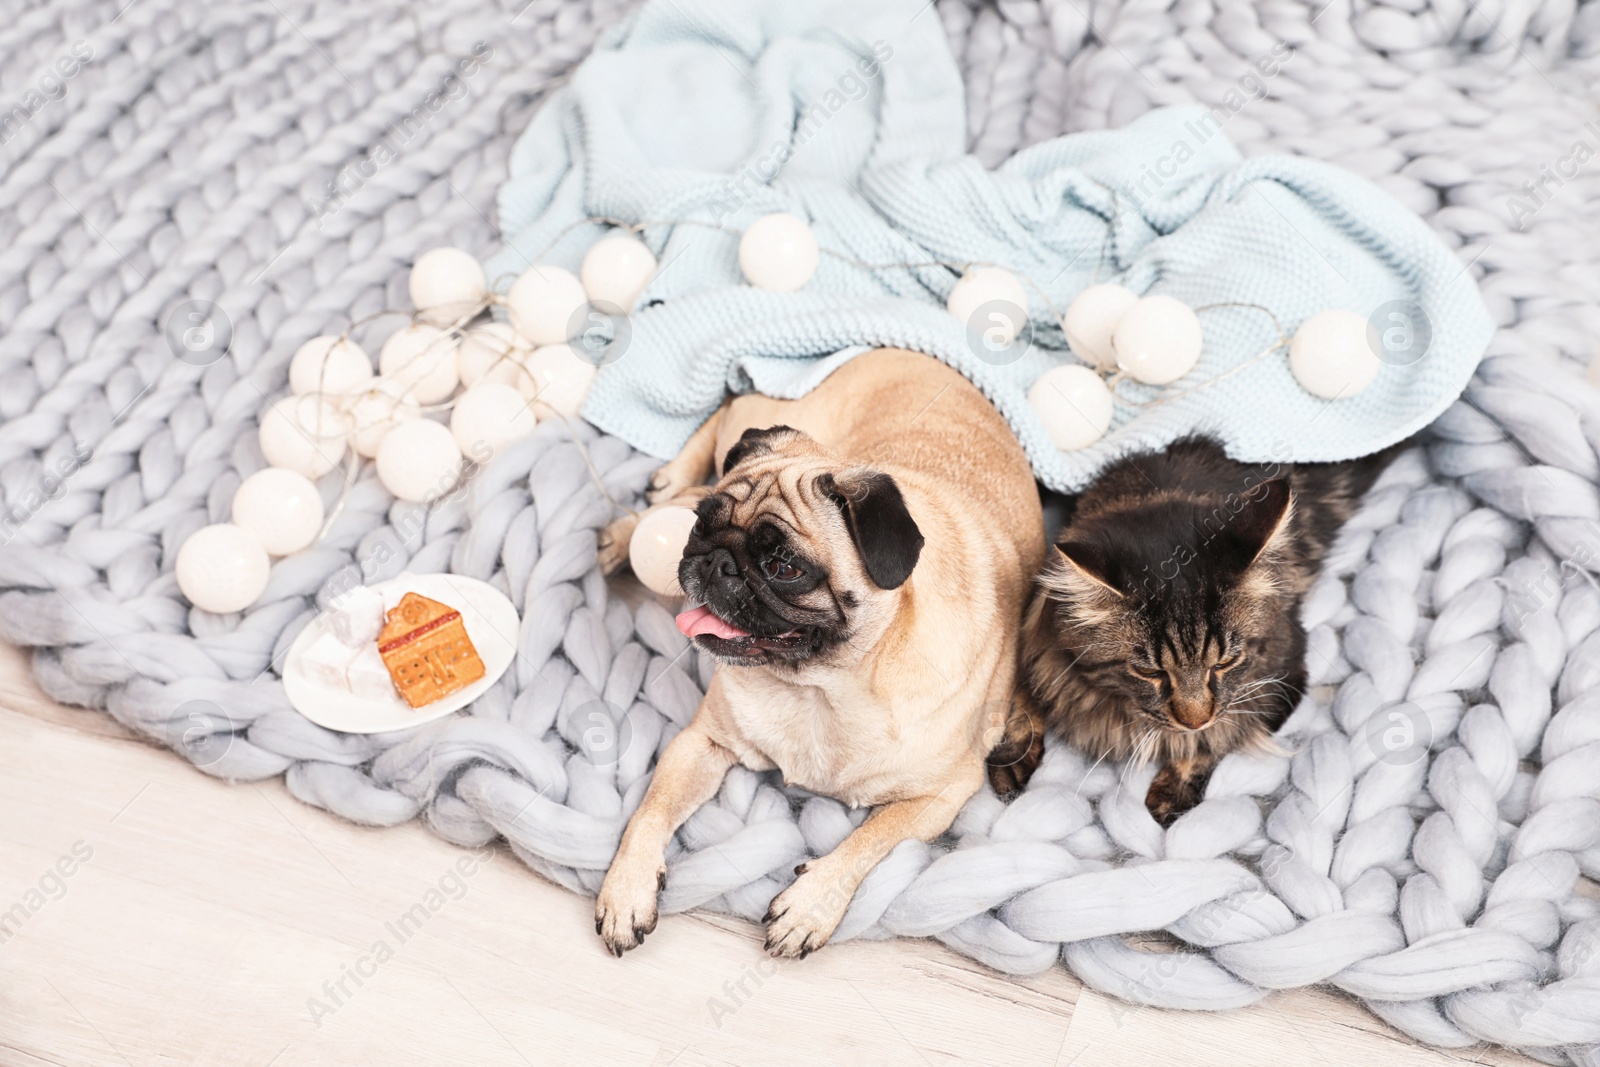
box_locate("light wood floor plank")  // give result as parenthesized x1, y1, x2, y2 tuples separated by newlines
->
(0, 641, 1537, 1065)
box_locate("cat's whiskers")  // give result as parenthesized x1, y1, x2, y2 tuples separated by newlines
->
(1224, 676, 1294, 719)
(1121, 726, 1162, 785)
(1219, 676, 1293, 725)
(1072, 733, 1121, 799)
(1114, 734, 1143, 786)
(1231, 674, 1288, 699)
(1072, 715, 1148, 800)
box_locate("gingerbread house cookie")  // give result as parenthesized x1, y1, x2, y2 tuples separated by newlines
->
(377, 592, 485, 708)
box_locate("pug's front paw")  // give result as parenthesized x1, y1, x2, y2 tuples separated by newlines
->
(763, 862, 848, 959)
(598, 515, 640, 576)
(595, 858, 665, 956)
(646, 467, 690, 506)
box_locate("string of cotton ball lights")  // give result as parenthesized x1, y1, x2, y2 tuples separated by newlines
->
(1027, 283, 1387, 452)
(173, 210, 1396, 615)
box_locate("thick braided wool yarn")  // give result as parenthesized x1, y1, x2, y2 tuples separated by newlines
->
(2, 0, 1599, 1059)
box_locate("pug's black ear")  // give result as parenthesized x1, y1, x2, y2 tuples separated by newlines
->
(826, 471, 923, 589)
(723, 425, 800, 476)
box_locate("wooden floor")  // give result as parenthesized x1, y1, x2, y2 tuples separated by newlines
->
(0, 639, 1535, 1067)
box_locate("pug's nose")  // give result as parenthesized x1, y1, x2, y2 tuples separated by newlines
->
(707, 547, 740, 579)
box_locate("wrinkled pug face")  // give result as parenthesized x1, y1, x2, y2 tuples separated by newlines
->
(675, 426, 925, 668)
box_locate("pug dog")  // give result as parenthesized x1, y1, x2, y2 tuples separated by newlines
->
(593, 347, 1046, 958)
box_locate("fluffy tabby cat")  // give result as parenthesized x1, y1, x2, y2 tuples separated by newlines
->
(999, 435, 1399, 823)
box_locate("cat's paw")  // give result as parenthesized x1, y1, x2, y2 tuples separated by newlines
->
(1145, 764, 1202, 827)
(985, 698, 1045, 800)
(595, 858, 665, 956)
(987, 757, 1035, 800)
(763, 863, 847, 959)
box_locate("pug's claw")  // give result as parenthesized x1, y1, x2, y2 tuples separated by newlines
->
(595, 858, 664, 957)
(597, 516, 638, 575)
(763, 866, 847, 959)
(646, 468, 690, 505)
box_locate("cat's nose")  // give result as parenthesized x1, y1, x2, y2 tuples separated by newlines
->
(1169, 697, 1215, 730)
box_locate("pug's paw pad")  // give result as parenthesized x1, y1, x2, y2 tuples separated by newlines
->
(595, 858, 664, 956)
(763, 865, 848, 959)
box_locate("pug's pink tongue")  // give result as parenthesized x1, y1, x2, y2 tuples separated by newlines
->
(676, 605, 751, 640)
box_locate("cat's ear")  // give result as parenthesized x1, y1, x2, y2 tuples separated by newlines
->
(1232, 478, 1294, 565)
(1056, 539, 1125, 597)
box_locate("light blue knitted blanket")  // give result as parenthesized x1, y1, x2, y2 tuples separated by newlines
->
(486, 0, 1493, 491)
(7, 0, 1600, 1058)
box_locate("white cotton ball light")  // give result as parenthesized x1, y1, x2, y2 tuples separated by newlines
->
(1290, 309, 1381, 399)
(524, 343, 598, 418)
(375, 419, 463, 503)
(946, 266, 1029, 345)
(410, 247, 488, 324)
(738, 213, 819, 292)
(507, 265, 587, 345)
(1029, 364, 1115, 451)
(348, 381, 423, 458)
(480, 356, 541, 400)
(176, 523, 271, 614)
(629, 506, 698, 597)
(289, 336, 373, 397)
(231, 468, 324, 556)
(1113, 294, 1203, 385)
(259, 395, 347, 479)
(1064, 284, 1138, 370)
(450, 382, 539, 459)
(379, 324, 460, 405)
(582, 234, 656, 311)
(456, 322, 529, 388)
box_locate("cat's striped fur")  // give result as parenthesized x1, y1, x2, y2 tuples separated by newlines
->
(996, 435, 1399, 822)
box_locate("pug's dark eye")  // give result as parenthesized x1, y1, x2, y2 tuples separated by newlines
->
(763, 557, 802, 582)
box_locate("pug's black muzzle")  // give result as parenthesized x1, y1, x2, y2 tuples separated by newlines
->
(678, 535, 793, 639)
(676, 504, 837, 664)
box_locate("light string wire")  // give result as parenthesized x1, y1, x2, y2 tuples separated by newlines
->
(288, 213, 1292, 550)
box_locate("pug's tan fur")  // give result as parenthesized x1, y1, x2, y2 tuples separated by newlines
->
(594, 348, 1044, 957)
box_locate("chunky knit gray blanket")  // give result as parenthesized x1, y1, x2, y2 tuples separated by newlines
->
(3, 0, 1599, 1059)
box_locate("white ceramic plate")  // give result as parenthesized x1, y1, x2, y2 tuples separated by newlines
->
(283, 572, 519, 734)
